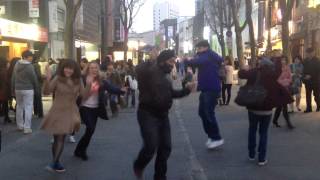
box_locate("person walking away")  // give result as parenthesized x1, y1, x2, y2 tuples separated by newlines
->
(0, 57, 11, 123)
(41, 59, 87, 173)
(302, 48, 320, 113)
(74, 62, 126, 161)
(185, 40, 224, 149)
(222, 56, 234, 105)
(238, 57, 293, 166)
(107, 63, 123, 117)
(182, 67, 194, 89)
(7, 58, 19, 117)
(11, 50, 39, 134)
(133, 50, 194, 180)
(272, 56, 295, 129)
(33, 57, 44, 118)
(290, 56, 303, 112)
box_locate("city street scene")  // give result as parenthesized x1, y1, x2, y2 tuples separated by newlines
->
(0, 0, 320, 180)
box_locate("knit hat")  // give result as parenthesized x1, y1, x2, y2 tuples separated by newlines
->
(157, 49, 176, 64)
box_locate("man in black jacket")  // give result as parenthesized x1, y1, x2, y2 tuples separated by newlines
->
(133, 50, 195, 180)
(303, 48, 320, 113)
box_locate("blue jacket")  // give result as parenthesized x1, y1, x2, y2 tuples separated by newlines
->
(187, 49, 223, 92)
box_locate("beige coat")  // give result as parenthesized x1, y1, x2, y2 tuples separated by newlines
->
(41, 76, 84, 135)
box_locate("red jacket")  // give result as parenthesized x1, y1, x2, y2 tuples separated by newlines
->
(238, 60, 293, 111)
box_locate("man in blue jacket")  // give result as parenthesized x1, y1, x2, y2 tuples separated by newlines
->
(186, 40, 224, 149)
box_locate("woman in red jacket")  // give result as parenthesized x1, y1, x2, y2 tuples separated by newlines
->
(238, 57, 293, 166)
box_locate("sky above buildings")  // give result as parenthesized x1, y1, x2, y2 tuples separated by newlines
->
(132, 0, 195, 33)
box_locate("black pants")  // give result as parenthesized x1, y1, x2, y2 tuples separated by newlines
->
(305, 83, 320, 111)
(222, 84, 232, 105)
(0, 100, 9, 121)
(273, 105, 293, 127)
(134, 109, 171, 180)
(75, 106, 99, 154)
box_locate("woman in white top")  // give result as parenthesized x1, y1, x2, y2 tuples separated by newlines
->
(222, 56, 234, 105)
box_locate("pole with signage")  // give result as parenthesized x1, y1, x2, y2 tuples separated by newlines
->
(29, 0, 40, 18)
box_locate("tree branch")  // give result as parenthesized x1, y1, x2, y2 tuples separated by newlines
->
(240, 20, 247, 32)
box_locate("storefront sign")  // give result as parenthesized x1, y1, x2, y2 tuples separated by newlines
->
(0, 18, 48, 42)
(29, 0, 39, 18)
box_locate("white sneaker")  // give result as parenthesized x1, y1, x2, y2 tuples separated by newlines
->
(205, 139, 212, 146)
(23, 128, 33, 134)
(50, 138, 54, 144)
(69, 135, 76, 143)
(207, 139, 224, 149)
(258, 160, 268, 166)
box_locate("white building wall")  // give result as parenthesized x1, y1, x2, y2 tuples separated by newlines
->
(153, 1, 179, 30)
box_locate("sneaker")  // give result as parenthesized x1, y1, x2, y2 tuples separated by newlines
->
(46, 162, 66, 173)
(207, 139, 224, 149)
(23, 128, 32, 134)
(258, 160, 268, 166)
(205, 139, 212, 147)
(17, 127, 24, 131)
(248, 157, 255, 161)
(50, 138, 54, 144)
(69, 135, 76, 143)
(74, 150, 88, 161)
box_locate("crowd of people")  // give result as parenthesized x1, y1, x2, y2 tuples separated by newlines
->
(0, 42, 319, 179)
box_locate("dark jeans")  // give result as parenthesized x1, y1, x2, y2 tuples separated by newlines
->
(198, 91, 222, 140)
(126, 89, 136, 107)
(134, 109, 171, 180)
(305, 83, 320, 111)
(273, 105, 293, 127)
(109, 94, 118, 115)
(222, 84, 232, 105)
(248, 112, 271, 162)
(75, 106, 99, 154)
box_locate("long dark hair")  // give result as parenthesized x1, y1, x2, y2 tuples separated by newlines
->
(56, 59, 81, 84)
(0, 57, 8, 89)
(224, 56, 233, 66)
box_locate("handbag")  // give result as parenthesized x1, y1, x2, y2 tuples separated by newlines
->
(235, 71, 267, 107)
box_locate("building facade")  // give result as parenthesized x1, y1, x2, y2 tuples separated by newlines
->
(153, 1, 179, 30)
(0, 0, 49, 60)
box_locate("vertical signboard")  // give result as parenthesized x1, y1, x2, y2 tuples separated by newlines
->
(29, 0, 39, 18)
(49, 1, 58, 32)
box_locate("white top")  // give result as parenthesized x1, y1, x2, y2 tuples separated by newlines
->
(82, 93, 99, 108)
(225, 65, 234, 84)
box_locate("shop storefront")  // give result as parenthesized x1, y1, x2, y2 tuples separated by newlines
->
(0, 18, 48, 60)
(75, 40, 99, 62)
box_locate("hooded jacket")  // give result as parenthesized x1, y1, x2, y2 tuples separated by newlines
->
(12, 59, 39, 93)
(186, 49, 223, 92)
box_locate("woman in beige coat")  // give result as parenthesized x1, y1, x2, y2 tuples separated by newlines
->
(41, 59, 89, 173)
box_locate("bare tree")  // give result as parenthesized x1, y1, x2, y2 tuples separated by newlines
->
(119, 0, 145, 61)
(228, 0, 247, 68)
(205, 0, 226, 57)
(245, 0, 256, 66)
(63, 0, 84, 59)
(279, 0, 295, 62)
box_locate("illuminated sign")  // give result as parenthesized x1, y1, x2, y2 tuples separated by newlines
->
(0, 18, 48, 42)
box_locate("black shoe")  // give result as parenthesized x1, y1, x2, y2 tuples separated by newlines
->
(133, 163, 143, 180)
(74, 151, 88, 161)
(288, 125, 295, 130)
(273, 122, 281, 128)
(4, 117, 12, 124)
(304, 110, 312, 113)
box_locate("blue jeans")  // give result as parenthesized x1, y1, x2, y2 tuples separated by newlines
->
(198, 91, 222, 140)
(248, 112, 271, 162)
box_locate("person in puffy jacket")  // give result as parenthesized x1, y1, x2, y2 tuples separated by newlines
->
(238, 57, 293, 166)
(133, 50, 194, 180)
(272, 56, 295, 129)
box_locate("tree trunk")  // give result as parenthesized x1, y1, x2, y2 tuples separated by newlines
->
(281, 13, 291, 62)
(64, 0, 76, 59)
(124, 28, 129, 61)
(229, 0, 245, 68)
(219, 23, 226, 57)
(246, 0, 256, 67)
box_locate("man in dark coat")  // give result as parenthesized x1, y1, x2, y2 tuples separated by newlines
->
(303, 48, 320, 113)
(133, 50, 195, 180)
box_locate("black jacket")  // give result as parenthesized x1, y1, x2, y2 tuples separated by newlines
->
(303, 57, 320, 85)
(136, 62, 190, 118)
